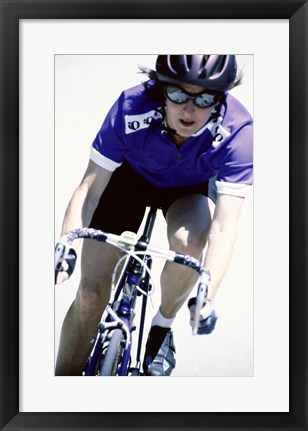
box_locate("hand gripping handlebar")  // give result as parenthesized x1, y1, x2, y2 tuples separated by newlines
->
(55, 227, 211, 335)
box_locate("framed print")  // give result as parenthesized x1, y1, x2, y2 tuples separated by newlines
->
(54, 53, 254, 382)
(1, 0, 307, 430)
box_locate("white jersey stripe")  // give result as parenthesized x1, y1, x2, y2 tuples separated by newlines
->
(90, 147, 122, 172)
(216, 180, 252, 197)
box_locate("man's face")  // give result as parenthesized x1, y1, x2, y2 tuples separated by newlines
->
(165, 83, 217, 145)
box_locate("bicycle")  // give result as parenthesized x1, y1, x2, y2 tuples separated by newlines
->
(55, 206, 211, 376)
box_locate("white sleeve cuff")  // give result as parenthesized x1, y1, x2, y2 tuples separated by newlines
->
(216, 180, 252, 197)
(90, 147, 122, 172)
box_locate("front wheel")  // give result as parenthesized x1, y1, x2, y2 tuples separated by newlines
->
(99, 329, 125, 376)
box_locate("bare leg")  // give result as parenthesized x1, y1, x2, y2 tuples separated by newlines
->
(55, 240, 122, 376)
(160, 194, 214, 318)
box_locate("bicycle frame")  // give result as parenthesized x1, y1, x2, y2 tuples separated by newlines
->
(55, 206, 211, 376)
(85, 207, 158, 376)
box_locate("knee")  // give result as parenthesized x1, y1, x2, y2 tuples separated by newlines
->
(169, 230, 206, 258)
(76, 278, 110, 317)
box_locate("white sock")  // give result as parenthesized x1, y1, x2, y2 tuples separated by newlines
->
(151, 308, 176, 328)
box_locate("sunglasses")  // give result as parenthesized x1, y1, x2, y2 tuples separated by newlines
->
(165, 85, 221, 109)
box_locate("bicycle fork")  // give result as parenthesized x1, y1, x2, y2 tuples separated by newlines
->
(84, 308, 130, 376)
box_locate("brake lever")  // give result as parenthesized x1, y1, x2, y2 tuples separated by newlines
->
(192, 268, 211, 335)
(192, 283, 207, 335)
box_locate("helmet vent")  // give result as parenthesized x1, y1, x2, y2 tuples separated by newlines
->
(199, 55, 209, 74)
(169, 56, 189, 77)
(155, 54, 237, 92)
(211, 56, 226, 78)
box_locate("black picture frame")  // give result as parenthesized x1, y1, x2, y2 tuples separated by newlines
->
(1, 1, 307, 430)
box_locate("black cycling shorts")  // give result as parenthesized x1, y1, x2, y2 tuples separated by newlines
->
(89, 160, 210, 234)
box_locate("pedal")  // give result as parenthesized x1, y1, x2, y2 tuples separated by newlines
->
(129, 367, 143, 376)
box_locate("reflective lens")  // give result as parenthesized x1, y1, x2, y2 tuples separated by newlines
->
(165, 85, 219, 108)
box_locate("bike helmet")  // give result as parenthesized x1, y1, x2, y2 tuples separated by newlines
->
(155, 55, 237, 93)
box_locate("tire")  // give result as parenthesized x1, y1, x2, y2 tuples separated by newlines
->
(99, 329, 125, 376)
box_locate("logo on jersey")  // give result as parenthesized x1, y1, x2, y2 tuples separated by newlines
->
(125, 110, 163, 134)
(209, 116, 230, 148)
(192, 114, 230, 147)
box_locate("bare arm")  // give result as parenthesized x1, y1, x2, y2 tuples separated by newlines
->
(56, 160, 113, 284)
(61, 159, 112, 239)
(205, 193, 245, 300)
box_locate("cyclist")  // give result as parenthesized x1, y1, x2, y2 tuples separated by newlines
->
(55, 55, 253, 376)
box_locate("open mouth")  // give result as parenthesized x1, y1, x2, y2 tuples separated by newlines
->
(180, 119, 195, 127)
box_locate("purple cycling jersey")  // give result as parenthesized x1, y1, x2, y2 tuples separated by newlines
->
(90, 81, 253, 197)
